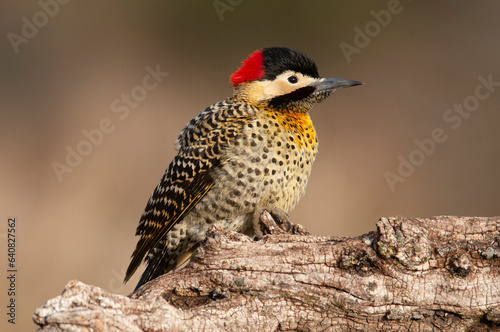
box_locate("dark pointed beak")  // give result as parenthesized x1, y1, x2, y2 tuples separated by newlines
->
(313, 78, 363, 92)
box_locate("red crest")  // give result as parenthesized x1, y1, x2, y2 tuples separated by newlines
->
(230, 49, 265, 87)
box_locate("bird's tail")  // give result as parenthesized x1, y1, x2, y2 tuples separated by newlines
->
(134, 242, 200, 291)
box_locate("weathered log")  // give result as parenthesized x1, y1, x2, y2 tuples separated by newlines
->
(34, 216, 500, 331)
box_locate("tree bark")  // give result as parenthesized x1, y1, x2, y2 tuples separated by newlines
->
(34, 216, 500, 331)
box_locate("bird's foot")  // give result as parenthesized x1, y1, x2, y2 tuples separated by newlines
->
(252, 205, 309, 237)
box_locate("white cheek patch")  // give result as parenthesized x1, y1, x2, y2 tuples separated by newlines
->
(260, 71, 319, 101)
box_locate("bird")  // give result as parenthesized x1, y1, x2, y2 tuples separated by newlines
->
(124, 47, 362, 290)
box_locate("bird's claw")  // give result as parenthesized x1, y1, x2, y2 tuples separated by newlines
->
(252, 205, 309, 237)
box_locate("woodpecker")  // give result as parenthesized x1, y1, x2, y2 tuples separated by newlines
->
(125, 47, 362, 290)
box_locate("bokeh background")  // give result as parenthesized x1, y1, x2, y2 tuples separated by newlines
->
(1, 1, 499, 329)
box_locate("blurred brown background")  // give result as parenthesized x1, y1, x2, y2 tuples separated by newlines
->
(1, 1, 499, 330)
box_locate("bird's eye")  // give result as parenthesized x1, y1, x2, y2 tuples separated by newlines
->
(288, 76, 298, 84)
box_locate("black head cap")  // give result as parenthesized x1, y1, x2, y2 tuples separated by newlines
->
(261, 47, 319, 80)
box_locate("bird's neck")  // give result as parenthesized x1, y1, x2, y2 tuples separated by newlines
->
(263, 108, 317, 150)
